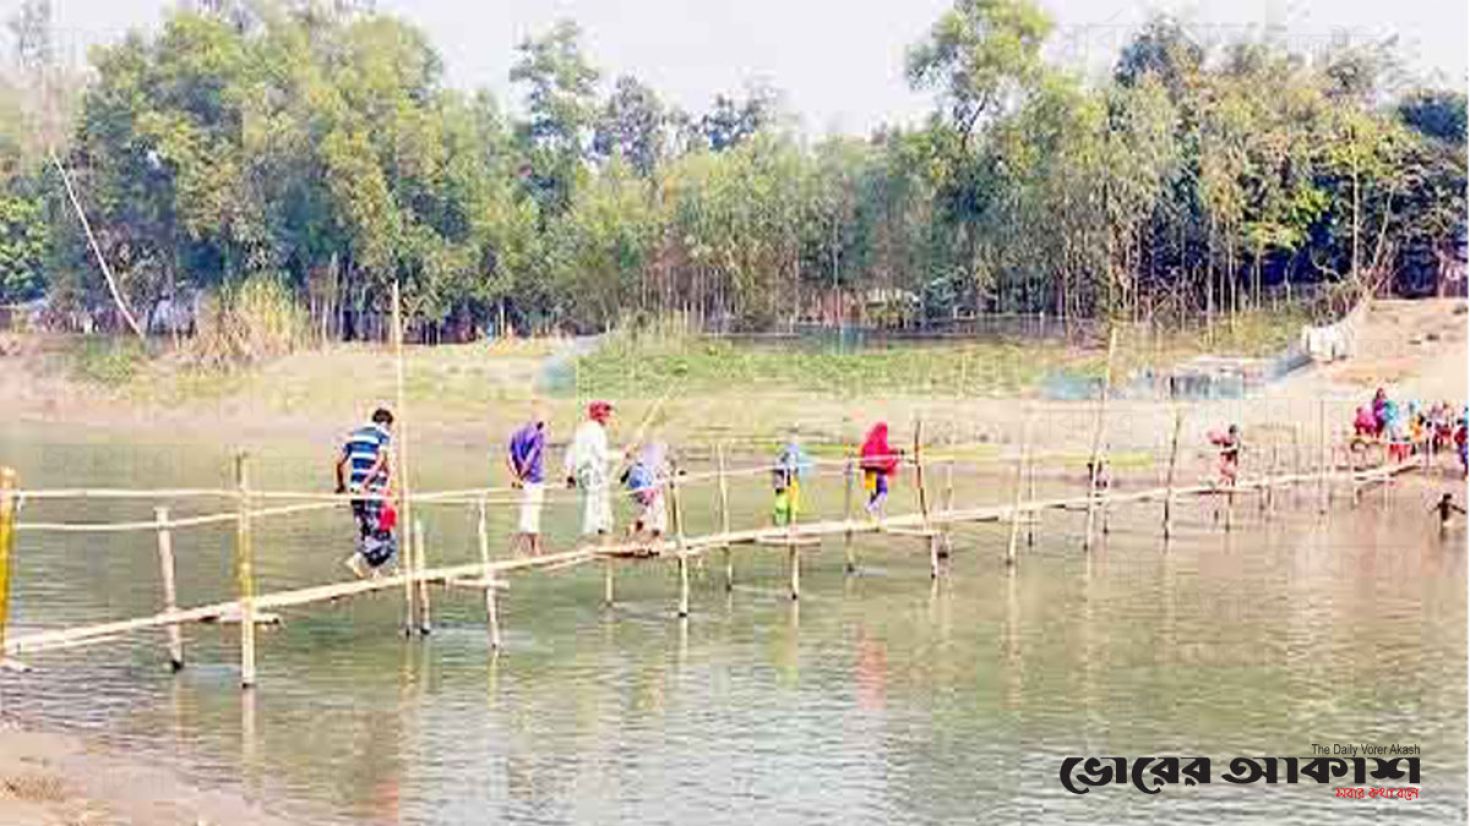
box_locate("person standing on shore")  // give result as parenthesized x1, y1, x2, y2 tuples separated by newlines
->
(565, 401, 616, 540)
(506, 409, 548, 556)
(335, 407, 397, 578)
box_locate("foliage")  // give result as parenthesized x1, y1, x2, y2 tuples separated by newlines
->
(187, 274, 309, 368)
(0, 0, 1463, 342)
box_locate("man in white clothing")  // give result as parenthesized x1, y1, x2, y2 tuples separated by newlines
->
(564, 400, 616, 537)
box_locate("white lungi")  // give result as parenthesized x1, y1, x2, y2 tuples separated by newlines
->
(518, 482, 544, 534)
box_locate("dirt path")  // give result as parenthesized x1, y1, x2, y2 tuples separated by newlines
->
(1271, 298, 1468, 404)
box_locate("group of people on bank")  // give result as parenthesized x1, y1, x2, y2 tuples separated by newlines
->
(1352, 388, 1468, 476)
(332, 403, 911, 578)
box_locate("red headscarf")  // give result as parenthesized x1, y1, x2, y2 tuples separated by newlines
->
(860, 423, 899, 474)
(588, 400, 613, 423)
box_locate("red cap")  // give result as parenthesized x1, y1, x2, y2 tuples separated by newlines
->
(588, 401, 613, 421)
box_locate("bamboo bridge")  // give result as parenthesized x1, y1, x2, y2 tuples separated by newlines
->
(0, 426, 1427, 688)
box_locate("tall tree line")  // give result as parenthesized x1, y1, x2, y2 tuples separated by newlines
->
(0, 0, 1464, 338)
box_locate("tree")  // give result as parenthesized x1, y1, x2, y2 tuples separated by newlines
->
(698, 82, 781, 151)
(510, 19, 599, 217)
(905, 0, 1052, 142)
(593, 75, 666, 177)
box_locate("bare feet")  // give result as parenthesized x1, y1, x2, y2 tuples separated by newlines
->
(344, 554, 368, 579)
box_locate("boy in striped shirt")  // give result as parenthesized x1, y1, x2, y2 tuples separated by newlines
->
(335, 408, 396, 577)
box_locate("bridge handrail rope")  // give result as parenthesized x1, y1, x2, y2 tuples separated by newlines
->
(8, 430, 1405, 535)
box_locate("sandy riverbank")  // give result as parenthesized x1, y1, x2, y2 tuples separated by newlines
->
(0, 714, 295, 826)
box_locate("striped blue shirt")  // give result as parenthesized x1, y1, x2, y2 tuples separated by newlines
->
(342, 424, 391, 491)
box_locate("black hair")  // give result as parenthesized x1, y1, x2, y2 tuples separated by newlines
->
(372, 408, 394, 426)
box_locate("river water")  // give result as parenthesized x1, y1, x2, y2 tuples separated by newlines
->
(0, 424, 1464, 824)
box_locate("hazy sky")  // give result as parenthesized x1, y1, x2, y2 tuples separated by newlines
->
(26, 0, 1470, 135)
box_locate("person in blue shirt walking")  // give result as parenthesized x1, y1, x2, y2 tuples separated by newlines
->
(335, 408, 396, 578)
(506, 409, 548, 556)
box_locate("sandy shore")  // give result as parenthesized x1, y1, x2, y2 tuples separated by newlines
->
(0, 714, 296, 826)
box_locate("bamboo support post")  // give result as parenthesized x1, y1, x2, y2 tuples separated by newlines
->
(1317, 399, 1329, 514)
(717, 443, 733, 590)
(391, 280, 418, 635)
(940, 458, 955, 558)
(155, 506, 184, 671)
(913, 419, 938, 578)
(787, 542, 800, 601)
(671, 464, 690, 618)
(1262, 442, 1278, 515)
(1163, 408, 1183, 540)
(1025, 446, 1038, 548)
(477, 498, 499, 649)
(842, 449, 857, 574)
(1351, 439, 1362, 506)
(1083, 328, 1117, 550)
(1291, 424, 1302, 506)
(234, 453, 258, 689)
(603, 546, 615, 607)
(413, 518, 431, 634)
(1005, 417, 1032, 566)
(0, 468, 15, 668)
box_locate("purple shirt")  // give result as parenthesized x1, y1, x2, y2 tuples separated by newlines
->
(508, 423, 546, 484)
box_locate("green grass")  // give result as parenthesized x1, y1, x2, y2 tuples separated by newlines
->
(567, 308, 1310, 401)
(67, 336, 148, 387)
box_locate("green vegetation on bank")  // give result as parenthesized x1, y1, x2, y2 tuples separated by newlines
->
(570, 307, 1309, 399)
(0, 0, 1463, 345)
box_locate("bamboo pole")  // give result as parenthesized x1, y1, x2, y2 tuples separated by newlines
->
(604, 551, 615, 607)
(717, 443, 733, 591)
(1005, 416, 1032, 566)
(1083, 327, 1118, 550)
(914, 419, 939, 578)
(477, 497, 500, 649)
(671, 463, 690, 618)
(786, 454, 800, 600)
(940, 458, 955, 558)
(414, 518, 431, 634)
(843, 439, 857, 574)
(155, 506, 184, 671)
(1351, 437, 1362, 507)
(0, 468, 15, 667)
(234, 453, 257, 689)
(1026, 441, 1038, 548)
(391, 280, 417, 636)
(1163, 408, 1183, 540)
(787, 542, 800, 601)
(1291, 424, 1302, 506)
(50, 152, 144, 339)
(1318, 398, 1329, 514)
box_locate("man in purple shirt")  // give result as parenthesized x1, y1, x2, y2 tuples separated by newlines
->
(506, 410, 548, 555)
